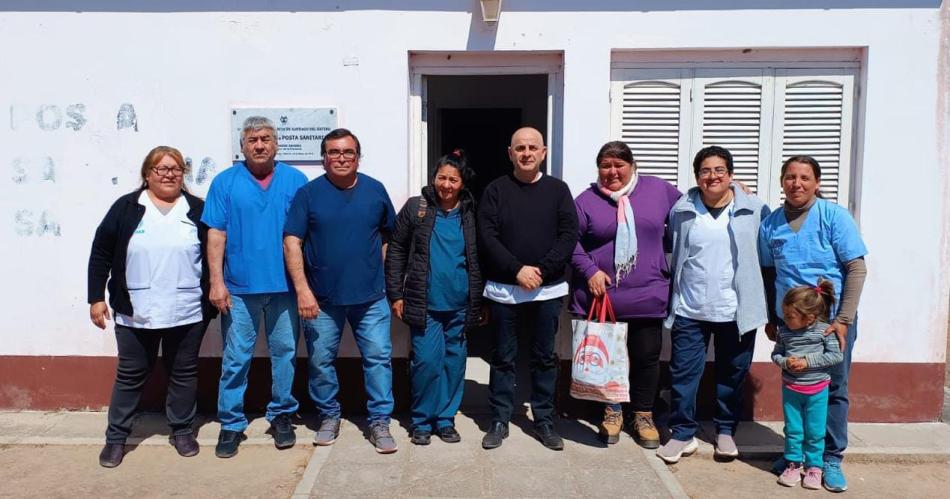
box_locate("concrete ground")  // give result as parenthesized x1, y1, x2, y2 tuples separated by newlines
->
(2, 411, 950, 498)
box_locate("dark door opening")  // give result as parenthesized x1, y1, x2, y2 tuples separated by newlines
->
(440, 108, 521, 202)
(426, 74, 548, 203)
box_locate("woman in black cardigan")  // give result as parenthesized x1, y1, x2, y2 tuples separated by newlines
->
(385, 150, 484, 446)
(87, 146, 215, 467)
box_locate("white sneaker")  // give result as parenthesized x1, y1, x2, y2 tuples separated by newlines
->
(655, 437, 698, 464)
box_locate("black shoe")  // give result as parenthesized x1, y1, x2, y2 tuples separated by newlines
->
(170, 433, 199, 457)
(534, 423, 564, 451)
(215, 429, 246, 458)
(270, 414, 296, 449)
(481, 421, 509, 449)
(436, 426, 461, 443)
(98, 443, 124, 468)
(410, 428, 432, 446)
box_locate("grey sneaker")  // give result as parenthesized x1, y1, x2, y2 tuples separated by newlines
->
(369, 421, 398, 454)
(655, 438, 698, 464)
(313, 418, 341, 446)
(714, 433, 739, 459)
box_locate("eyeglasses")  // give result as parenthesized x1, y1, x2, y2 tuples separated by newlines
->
(698, 167, 729, 178)
(151, 166, 185, 176)
(325, 149, 358, 160)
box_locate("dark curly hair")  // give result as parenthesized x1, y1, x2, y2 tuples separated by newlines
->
(692, 146, 734, 178)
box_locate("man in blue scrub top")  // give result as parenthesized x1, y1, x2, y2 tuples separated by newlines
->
(284, 128, 399, 454)
(203, 116, 308, 458)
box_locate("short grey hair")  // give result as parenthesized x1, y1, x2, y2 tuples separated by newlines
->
(240, 116, 277, 143)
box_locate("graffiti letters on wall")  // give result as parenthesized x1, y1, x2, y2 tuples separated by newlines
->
(7, 103, 218, 236)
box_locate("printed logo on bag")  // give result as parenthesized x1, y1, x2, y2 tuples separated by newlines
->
(573, 334, 609, 385)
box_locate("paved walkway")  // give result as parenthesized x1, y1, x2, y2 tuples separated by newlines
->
(1, 411, 949, 498)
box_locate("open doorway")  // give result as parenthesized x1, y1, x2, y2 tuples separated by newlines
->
(409, 54, 563, 415)
(426, 74, 548, 201)
(422, 74, 550, 414)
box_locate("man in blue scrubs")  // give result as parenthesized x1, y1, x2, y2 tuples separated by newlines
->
(284, 128, 399, 454)
(203, 116, 308, 458)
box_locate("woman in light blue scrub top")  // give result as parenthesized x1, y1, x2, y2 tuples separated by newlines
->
(758, 155, 867, 492)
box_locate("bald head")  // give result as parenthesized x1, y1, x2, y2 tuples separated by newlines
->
(508, 127, 547, 182)
(510, 127, 545, 147)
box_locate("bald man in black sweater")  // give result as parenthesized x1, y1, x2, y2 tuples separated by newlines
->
(477, 127, 578, 451)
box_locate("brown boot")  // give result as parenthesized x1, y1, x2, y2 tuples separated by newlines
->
(632, 411, 660, 449)
(599, 406, 623, 444)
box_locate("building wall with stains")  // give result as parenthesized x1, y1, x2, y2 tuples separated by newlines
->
(0, 1, 946, 419)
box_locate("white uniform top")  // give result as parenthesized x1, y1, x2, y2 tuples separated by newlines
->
(673, 198, 738, 323)
(115, 191, 203, 329)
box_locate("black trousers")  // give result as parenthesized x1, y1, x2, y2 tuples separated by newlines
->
(488, 298, 563, 427)
(624, 318, 663, 412)
(105, 320, 207, 443)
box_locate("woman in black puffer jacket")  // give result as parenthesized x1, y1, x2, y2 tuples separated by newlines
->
(385, 150, 484, 446)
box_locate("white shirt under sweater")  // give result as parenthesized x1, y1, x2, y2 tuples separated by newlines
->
(673, 197, 738, 322)
(115, 191, 203, 329)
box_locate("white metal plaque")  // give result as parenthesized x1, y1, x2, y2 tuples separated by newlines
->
(231, 107, 338, 162)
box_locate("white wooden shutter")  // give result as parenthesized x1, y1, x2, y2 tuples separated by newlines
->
(610, 69, 691, 188)
(692, 70, 772, 195)
(772, 69, 856, 208)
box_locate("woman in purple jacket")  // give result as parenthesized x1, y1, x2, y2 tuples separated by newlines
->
(571, 141, 681, 448)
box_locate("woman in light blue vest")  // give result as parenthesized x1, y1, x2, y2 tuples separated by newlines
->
(657, 146, 770, 464)
(758, 155, 867, 493)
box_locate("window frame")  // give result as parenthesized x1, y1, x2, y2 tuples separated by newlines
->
(610, 59, 860, 209)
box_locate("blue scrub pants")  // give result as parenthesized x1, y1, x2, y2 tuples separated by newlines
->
(218, 292, 300, 432)
(825, 319, 857, 464)
(783, 385, 829, 468)
(410, 309, 467, 432)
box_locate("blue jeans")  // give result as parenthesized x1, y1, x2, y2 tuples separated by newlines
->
(303, 297, 393, 423)
(488, 298, 562, 427)
(410, 309, 467, 432)
(218, 292, 300, 432)
(783, 385, 829, 468)
(825, 318, 857, 464)
(668, 315, 756, 441)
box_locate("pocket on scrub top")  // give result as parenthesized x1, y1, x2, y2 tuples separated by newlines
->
(126, 280, 151, 291)
(175, 282, 203, 322)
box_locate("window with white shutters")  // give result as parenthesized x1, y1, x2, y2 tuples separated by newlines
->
(770, 69, 855, 207)
(610, 66, 857, 209)
(610, 70, 690, 185)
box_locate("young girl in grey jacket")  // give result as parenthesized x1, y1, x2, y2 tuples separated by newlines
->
(771, 279, 844, 489)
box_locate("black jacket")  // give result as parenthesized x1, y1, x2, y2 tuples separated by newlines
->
(385, 186, 483, 330)
(87, 189, 217, 320)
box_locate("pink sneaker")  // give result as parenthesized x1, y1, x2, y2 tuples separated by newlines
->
(777, 462, 802, 487)
(802, 466, 823, 490)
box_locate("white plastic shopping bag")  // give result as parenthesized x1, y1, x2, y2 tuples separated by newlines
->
(569, 293, 630, 403)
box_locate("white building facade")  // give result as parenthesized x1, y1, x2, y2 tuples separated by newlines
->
(0, 1, 947, 421)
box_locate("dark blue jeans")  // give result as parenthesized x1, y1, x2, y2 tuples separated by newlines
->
(825, 318, 857, 464)
(409, 309, 467, 432)
(668, 315, 756, 441)
(488, 298, 562, 427)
